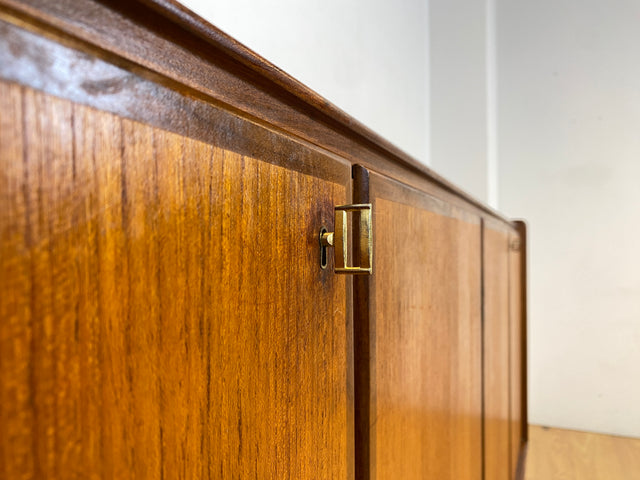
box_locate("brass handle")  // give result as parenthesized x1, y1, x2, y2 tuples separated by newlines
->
(320, 204, 372, 275)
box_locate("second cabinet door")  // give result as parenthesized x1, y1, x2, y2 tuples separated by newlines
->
(353, 167, 483, 480)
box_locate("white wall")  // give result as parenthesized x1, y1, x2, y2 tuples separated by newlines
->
(498, 0, 640, 437)
(429, 0, 495, 204)
(178, 0, 431, 165)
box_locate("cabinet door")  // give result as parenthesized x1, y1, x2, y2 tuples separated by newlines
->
(483, 223, 511, 480)
(0, 73, 353, 478)
(353, 167, 483, 480)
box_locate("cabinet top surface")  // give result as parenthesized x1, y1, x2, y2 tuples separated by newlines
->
(0, 0, 516, 226)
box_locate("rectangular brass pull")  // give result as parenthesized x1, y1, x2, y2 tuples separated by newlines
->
(320, 203, 372, 275)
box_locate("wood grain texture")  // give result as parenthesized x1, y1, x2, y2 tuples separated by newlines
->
(356, 170, 483, 480)
(483, 225, 512, 480)
(0, 81, 351, 479)
(509, 231, 524, 479)
(525, 425, 640, 480)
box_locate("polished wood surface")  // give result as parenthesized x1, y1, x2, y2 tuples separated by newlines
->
(509, 231, 524, 479)
(525, 425, 640, 480)
(0, 81, 352, 478)
(355, 170, 483, 480)
(483, 225, 512, 480)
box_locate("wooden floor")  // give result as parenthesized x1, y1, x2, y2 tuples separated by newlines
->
(525, 425, 640, 480)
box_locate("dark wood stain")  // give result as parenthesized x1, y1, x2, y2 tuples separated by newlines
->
(0, 18, 349, 186)
(352, 165, 371, 480)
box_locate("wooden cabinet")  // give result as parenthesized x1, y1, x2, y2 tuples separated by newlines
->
(0, 1, 527, 479)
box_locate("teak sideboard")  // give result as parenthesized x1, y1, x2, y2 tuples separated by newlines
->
(0, 1, 528, 479)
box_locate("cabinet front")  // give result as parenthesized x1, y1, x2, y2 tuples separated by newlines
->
(353, 168, 483, 480)
(0, 20, 353, 478)
(0, 4, 529, 479)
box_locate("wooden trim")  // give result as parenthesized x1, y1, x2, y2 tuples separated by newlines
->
(514, 220, 528, 479)
(514, 221, 528, 442)
(352, 165, 372, 480)
(0, 16, 352, 185)
(0, 0, 515, 226)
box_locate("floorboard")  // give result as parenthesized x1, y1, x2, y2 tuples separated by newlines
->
(525, 425, 640, 480)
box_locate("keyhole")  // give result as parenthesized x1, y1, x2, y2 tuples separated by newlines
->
(319, 226, 329, 269)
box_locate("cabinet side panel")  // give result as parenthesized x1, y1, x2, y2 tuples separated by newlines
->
(509, 232, 524, 478)
(484, 226, 511, 480)
(0, 81, 350, 479)
(371, 189, 482, 480)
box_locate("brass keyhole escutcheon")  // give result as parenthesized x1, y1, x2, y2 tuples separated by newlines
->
(319, 204, 372, 275)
